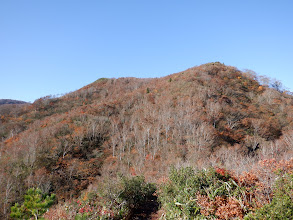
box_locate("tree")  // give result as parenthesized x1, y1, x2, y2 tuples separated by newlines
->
(119, 176, 156, 211)
(10, 188, 55, 220)
(270, 79, 283, 92)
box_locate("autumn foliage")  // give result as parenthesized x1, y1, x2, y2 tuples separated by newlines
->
(159, 158, 293, 219)
(0, 62, 293, 219)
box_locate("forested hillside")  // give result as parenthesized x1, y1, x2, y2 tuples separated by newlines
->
(0, 99, 27, 105)
(1, 62, 293, 219)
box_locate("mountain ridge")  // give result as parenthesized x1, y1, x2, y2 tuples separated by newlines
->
(0, 99, 27, 105)
(0, 62, 292, 219)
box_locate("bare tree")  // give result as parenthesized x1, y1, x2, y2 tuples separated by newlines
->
(3, 178, 13, 217)
(206, 100, 221, 127)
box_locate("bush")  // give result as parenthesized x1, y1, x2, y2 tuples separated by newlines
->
(10, 188, 55, 220)
(247, 173, 293, 219)
(119, 175, 157, 211)
(159, 166, 246, 219)
(73, 175, 157, 219)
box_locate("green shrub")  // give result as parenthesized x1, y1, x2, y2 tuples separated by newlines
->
(159, 166, 243, 219)
(119, 175, 156, 211)
(93, 175, 157, 219)
(95, 78, 108, 82)
(246, 173, 293, 219)
(10, 188, 55, 220)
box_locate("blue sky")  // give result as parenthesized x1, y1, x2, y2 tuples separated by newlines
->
(1, 0, 292, 102)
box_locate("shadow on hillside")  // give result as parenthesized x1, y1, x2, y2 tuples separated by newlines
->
(125, 195, 159, 220)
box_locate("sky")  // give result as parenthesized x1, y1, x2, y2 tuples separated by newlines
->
(1, 0, 292, 102)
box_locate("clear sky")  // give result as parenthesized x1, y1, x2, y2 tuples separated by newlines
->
(1, 0, 292, 102)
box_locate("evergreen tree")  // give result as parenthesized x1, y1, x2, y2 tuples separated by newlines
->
(10, 188, 55, 220)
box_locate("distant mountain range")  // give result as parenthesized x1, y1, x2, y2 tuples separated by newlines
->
(0, 99, 27, 105)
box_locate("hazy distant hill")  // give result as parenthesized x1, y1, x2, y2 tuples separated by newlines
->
(0, 99, 27, 105)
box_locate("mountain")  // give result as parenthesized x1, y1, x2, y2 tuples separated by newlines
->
(0, 99, 27, 105)
(0, 62, 292, 219)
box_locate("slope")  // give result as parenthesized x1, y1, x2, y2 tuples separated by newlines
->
(0, 62, 292, 219)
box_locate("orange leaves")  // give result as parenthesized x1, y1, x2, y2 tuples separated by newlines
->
(258, 86, 264, 92)
(145, 153, 152, 160)
(258, 158, 293, 175)
(157, 176, 169, 184)
(217, 128, 244, 145)
(72, 126, 84, 138)
(104, 155, 117, 164)
(215, 197, 244, 219)
(129, 167, 136, 176)
(4, 137, 13, 144)
(82, 192, 88, 202)
(43, 204, 68, 220)
(4, 136, 19, 146)
(196, 193, 215, 216)
(215, 167, 228, 176)
(195, 159, 293, 219)
(238, 172, 259, 187)
(197, 194, 244, 219)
